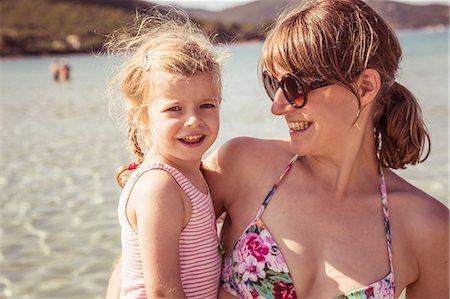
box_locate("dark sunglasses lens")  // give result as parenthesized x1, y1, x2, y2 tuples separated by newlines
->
(263, 72, 277, 101)
(284, 76, 305, 107)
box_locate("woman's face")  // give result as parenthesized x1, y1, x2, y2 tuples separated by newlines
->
(270, 76, 360, 158)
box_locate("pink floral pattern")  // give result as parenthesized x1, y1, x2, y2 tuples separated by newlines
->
(273, 281, 296, 299)
(220, 216, 297, 299)
(336, 272, 395, 299)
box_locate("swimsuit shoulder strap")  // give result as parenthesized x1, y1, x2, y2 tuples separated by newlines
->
(255, 154, 299, 219)
(379, 167, 394, 274)
(138, 162, 200, 196)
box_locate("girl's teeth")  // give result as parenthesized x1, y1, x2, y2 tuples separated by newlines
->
(288, 121, 312, 131)
(182, 135, 203, 142)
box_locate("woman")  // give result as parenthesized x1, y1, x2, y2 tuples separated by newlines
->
(205, 0, 448, 298)
(107, 0, 448, 298)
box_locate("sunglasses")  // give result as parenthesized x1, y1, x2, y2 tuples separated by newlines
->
(262, 70, 332, 108)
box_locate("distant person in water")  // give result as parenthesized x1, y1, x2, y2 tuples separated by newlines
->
(49, 60, 71, 81)
(59, 61, 70, 81)
(49, 60, 60, 81)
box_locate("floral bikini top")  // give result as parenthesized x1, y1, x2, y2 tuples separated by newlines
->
(219, 155, 395, 299)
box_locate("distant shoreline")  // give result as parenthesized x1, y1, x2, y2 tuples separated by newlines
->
(1, 26, 448, 59)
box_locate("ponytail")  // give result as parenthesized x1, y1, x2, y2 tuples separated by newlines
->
(115, 112, 146, 188)
(375, 82, 431, 169)
(127, 111, 145, 166)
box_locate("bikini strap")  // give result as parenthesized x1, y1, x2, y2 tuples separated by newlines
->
(379, 167, 394, 275)
(255, 155, 299, 219)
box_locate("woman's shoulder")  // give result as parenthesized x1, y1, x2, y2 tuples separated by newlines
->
(386, 170, 448, 252)
(220, 136, 288, 150)
(203, 137, 293, 214)
(208, 136, 291, 168)
(386, 170, 448, 292)
(386, 170, 448, 225)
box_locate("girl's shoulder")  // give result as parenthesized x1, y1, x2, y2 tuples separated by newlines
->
(124, 166, 189, 232)
(130, 167, 188, 215)
(133, 167, 183, 193)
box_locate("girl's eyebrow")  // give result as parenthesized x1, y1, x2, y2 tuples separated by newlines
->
(158, 97, 179, 103)
(157, 95, 220, 103)
(156, 99, 180, 109)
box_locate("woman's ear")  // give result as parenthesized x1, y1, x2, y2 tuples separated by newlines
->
(357, 68, 381, 105)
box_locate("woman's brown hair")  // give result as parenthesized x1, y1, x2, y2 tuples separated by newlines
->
(260, 0, 430, 169)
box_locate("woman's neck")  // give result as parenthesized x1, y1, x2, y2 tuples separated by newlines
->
(302, 126, 380, 199)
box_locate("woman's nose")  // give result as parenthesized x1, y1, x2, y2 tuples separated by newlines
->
(270, 88, 292, 115)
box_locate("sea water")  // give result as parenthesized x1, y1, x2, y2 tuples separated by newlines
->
(0, 29, 448, 298)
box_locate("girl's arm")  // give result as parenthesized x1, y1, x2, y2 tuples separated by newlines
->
(106, 256, 121, 299)
(131, 170, 189, 299)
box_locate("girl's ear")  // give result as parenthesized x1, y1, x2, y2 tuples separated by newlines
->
(357, 68, 381, 106)
(134, 107, 149, 132)
(138, 121, 147, 132)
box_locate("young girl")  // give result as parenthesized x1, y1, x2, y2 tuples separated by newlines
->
(106, 10, 223, 299)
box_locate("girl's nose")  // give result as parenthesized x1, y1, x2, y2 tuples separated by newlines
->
(271, 88, 293, 115)
(185, 112, 202, 127)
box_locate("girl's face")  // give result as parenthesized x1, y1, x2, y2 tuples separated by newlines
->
(146, 72, 220, 165)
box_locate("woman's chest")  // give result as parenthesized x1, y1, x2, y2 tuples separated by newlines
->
(223, 192, 401, 298)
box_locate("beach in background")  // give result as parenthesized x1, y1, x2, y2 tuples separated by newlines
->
(0, 29, 448, 298)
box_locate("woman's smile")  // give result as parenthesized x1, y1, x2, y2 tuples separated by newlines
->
(288, 121, 312, 132)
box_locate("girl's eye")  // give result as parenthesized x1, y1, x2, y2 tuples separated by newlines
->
(167, 106, 181, 112)
(201, 103, 215, 109)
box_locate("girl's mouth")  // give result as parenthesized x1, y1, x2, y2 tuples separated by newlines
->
(178, 134, 205, 144)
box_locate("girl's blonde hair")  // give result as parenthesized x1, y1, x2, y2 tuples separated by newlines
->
(260, 0, 430, 169)
(106, 8, 222, 171)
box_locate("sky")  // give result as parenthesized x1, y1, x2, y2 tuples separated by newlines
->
(149, 0, 449, 12)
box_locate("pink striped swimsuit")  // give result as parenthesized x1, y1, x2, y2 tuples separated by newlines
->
(118, 162, 221, 299)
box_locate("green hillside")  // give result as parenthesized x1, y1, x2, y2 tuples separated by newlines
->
(0, 0, 266, 56)
(188, 0, 449, 29)
(0, 0, 148, 56)
(1, 0, 448, 57)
